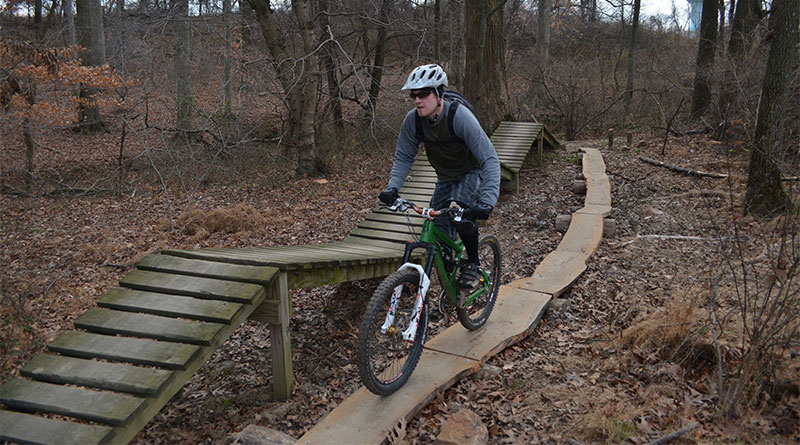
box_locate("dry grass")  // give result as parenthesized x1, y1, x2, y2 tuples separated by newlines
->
(156, 203, 295, 242)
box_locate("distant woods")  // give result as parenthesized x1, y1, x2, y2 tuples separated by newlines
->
(0, 0, 797, 212)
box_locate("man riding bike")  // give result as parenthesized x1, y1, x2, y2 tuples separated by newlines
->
(379, 64, 500, 289)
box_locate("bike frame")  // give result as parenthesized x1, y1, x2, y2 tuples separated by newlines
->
(399, 214, 491, 308)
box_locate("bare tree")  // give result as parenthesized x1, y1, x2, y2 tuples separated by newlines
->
(223, 0, 233, 116)
(623, 0, 641, 121)
(365, 0, 394, 119)
(75, 0, 106, 132)
(174, 0, 193, 133)
(464, 0, 510, 131)
(449, 0, 465, 88)
(64, 0, 76, 46)
(743, 0, 798, 216)
(317, 0, 343, 133)
(691, 0, 719, 119)
(719, 0, 763, 121)
(247, 0, 321, 176)
(526, 0, 552, 111)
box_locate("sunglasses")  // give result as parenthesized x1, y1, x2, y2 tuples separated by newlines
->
(409, 90, 434, 100)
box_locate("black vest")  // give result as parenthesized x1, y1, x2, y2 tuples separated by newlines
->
(415, 102, 480, 182)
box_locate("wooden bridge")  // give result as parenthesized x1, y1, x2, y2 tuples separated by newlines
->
(0, 122, 559, 445)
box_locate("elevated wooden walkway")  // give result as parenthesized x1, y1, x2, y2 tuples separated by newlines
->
(0, 122, 557, 445)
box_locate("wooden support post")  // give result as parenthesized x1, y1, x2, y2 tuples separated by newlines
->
(608, 129, 614, 148)
(537, 127, 544, 165)
(267, 272, 293, 401)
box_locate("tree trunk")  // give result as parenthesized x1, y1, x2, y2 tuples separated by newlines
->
(365, 0, 393, 119)
(743, 0, 798, 216)
(526, 0, 551, 110)
(64, 0, 76, 45)
(623, 0, 641, 121)
(223, 0, 233, 116)
(449, 0, 465, 87)
(464, 0, 510, 131)
(35, 0, 43, 26)
(174, 0, 192, 133)
(317, 0, 343, 133)
(719, 0, 762, 121)
(728, 0, 762, 58)
(434, 0, 441, 62)
(75, 0, 106, 133)
(691, 0, 718, 119)
(248, 0, 321, 176)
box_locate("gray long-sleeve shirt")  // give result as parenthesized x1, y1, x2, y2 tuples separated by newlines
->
(387, 101, 501, 208)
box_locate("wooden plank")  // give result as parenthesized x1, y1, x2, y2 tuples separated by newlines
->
(0, 378, 144, 426)
(120, 270, 264, 304)
(137, 254, 278, 285)
(241, 245, 392, 266)
(348, 228, 419, 243)
(363, 213, 425, 226)
(48, 330, 199, 370)
(161, 248, 297, 269)
(342, 235, 411, 251)
(21, 354, 172, 397)
(276, 244, 405, 263)
(166, 245, 398, 270)
(356, 220, 422, 234)
(74, 308, 224, 346)
(298, 351, 480, 445)
(98, 287, 244, 324)
(0, 410, 114, 445)
(20, 354, 172, 397)
(400, 182, 436, 190)
(511, 250, 588, 297)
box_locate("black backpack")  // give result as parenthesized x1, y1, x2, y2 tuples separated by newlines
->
(415, 90, 476, 144)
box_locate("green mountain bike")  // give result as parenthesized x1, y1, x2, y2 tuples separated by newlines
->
(356, 197, 502, 396)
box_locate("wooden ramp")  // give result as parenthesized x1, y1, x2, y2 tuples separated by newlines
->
(492, 121, 560, 192)
(0, 122, 558, 445)
(297, 145, 610, 444)
(0, 258, 282, 445)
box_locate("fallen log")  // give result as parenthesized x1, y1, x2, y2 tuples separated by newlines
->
(639, 156, 728, 179)
(647, 422, 698, 445)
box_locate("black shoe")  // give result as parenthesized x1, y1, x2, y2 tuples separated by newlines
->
(458, 262, 481, 289)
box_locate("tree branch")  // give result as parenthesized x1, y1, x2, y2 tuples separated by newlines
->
(639, 156, 728, 178)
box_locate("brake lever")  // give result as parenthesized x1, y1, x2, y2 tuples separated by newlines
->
(390, 198, 410, 212)
(453, 208, 465, 223)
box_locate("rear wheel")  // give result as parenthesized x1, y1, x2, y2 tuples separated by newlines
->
(457, 235, 501, 330)
(356, 269, 428, 396)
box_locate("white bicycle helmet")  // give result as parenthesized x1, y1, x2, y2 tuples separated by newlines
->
(401, 64, 449, 91)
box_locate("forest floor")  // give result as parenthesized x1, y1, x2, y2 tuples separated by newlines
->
(1, 132, 798, 444)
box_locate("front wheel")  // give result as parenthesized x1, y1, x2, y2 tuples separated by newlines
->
(356, 269, 428, 396)
(457, 235, 501, 330)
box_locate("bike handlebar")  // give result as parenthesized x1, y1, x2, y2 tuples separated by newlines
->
(382, 198, 466, 222)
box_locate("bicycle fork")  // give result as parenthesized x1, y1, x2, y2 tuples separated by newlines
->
(381, 263, 431, 342)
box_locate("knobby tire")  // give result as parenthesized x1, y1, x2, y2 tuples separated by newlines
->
(356, 269, 428, 396)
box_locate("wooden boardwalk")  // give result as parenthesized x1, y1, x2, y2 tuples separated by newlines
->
(0, 122, 556, 445)
(297, 145, 611, 444)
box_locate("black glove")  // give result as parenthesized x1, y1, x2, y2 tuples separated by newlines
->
(378, 187, 399, 205)
(463, 204, 493, 220)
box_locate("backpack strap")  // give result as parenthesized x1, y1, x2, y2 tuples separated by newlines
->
(447, 101, 461, 142)
(415, 113, 425, 143)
